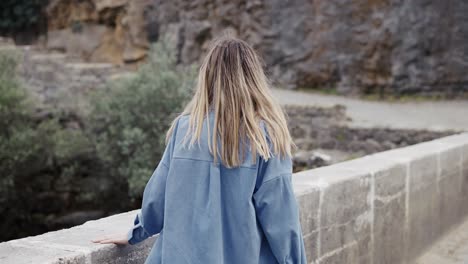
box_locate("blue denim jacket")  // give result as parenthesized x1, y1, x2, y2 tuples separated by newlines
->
(127, 112, 307, 264)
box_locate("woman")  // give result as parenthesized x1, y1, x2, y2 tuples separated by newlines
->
(93, 36, 307, 264)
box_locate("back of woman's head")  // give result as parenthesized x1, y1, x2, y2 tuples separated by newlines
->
(167, 36, 295, 168)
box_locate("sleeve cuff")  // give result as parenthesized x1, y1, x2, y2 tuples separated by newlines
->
(127, 211, 151, 245)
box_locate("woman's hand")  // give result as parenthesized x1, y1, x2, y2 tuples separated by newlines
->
(92, 233, 129, 245)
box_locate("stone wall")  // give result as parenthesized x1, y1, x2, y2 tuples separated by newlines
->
(40, 0, 468, 96)
(295, 133, 468, 263)
(2, 133, 468, 264)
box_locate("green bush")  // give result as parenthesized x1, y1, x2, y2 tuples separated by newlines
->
(0, 40, 194, 241)
(0, 50, 101, 241)
(89, 41, 195, 200)
(0, 50, 46, 239)
(0, 51, 38, 195)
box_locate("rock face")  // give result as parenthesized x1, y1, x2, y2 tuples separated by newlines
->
(45, 0, 154, 64)
(43, 0, 468, 95)
(17, 47, 126, 108)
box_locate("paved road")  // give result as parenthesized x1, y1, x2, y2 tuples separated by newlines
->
(415, 218, 468, 264)
(272, 88, 468, 131)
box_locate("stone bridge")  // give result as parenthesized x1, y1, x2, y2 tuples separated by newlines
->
(1, 133, 468, 263)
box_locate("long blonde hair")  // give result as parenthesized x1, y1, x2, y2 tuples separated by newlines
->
(166, 36, 295, 168)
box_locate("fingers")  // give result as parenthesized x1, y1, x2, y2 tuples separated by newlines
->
(91, 238, 126, 244)
(96, 239, 115, 244)
(91, 234, 128, 245)
(91, 236, 112, 244)
(91, 238, 105, 243)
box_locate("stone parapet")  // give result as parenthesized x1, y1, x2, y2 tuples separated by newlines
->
(2, 133, 468, 264)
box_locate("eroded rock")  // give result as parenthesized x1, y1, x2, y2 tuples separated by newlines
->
(42, 0, 468, 96)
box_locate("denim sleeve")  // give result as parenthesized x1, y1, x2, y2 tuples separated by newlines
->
(127, 211, 150, 244)
(127, 118, 179, 245)
(253, 155, 307, 264)
(127, 160, 170, 245)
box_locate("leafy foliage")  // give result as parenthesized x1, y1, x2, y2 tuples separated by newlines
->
(0, 50, 104, 240)
(0, 40, 194, 241)
(90, 41, 195, 199)
(0, 51, 33, 196)
(0, 50, 46, 239)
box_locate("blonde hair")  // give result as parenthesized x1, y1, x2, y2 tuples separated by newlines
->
(166, 36, 295, 168)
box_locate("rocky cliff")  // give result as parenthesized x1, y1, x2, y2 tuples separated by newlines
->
(44, 0, 468, 95)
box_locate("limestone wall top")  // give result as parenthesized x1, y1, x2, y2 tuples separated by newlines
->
(1, 133, 468, 264)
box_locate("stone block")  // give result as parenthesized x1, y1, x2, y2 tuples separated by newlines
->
(318, 245, 352, 264)
(410, 154, 438, 190)
(439, 146, 462, 177)
(297, 190, 321, 236)
(373, 195, 406, 264)
(292, 181, 318, 196)
(463, 143, 468, 168)
(317, 238, 371, 264)
(372, 164, 407, 264)
(407, 183, 439, 260)
(459, 166, 468, 217)
(435, 134, 468, 150)
(337, 154, 405, 176)
(407, 152, 442, 258)
(303, 231, 319, 263)
(319, 173, 371, 258)
(294, 160, 371, 190)
(30, 211, 137, 247)
(89, 238, 155, 264)
(374, 163, 406, 198)
(320, 172, 371, 227)
(438, 171, 463, 234)
(0, 240, 85, 264)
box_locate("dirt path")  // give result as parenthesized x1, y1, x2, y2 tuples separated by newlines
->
(272, 88, 468, 131)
